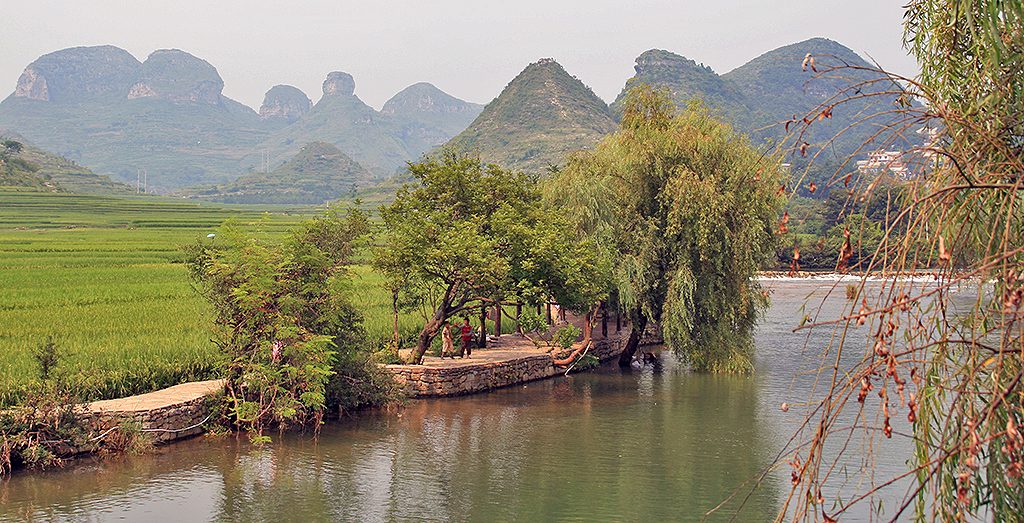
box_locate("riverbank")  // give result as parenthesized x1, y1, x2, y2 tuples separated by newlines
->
(0, 280, 915, 521)
(85, 379, 225, 444)
(7, 324, 648, 473)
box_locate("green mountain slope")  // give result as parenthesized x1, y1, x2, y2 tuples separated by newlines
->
(258, 84, 311, 125)
(607, 38, 910, 193)
(253, 72, 420, 178)
(722, 37, 904, 158)
(185, 141, 371, 204)
(610, 49, 750, 125)
(0, 131, 133, 193)
(446, 58, 617, 173)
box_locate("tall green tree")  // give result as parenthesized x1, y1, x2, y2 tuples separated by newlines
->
(374, 153, 605, 364)
(549, 86, 784, 372)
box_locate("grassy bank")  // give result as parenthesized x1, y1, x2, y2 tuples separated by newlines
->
(0, 192, 426, 406)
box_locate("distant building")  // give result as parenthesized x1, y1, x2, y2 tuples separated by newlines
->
(856, 150, 912, 179)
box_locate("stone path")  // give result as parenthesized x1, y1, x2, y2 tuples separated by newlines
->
(86, 379, 226, 414)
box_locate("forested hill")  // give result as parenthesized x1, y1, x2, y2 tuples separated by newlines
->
(615, 38, 909, 187)
(453, 38, 905, 186)
(446, 58, 617, 173)
(183, 141, 372, 204)
(0, 131, 132, 193)
(0, 38, 903, 197)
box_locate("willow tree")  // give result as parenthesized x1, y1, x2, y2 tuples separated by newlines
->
(374, 153, 605, 364)
(549, 87, 785, 372)
(767, 2, 1024, 520)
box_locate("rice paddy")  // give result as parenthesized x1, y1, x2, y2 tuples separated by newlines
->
(0, 192, 426, 406)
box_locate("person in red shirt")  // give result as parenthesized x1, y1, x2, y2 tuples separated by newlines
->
(459, 316, 473, 358)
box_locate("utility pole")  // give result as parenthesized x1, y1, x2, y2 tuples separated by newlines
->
(144, 170, 148, 194)
(136, 170, 140, 194)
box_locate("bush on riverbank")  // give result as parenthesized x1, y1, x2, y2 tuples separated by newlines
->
(0, 382, 89, 475)
(186, 207, 397, 441)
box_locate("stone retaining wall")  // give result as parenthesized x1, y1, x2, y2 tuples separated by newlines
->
(387, 354, 557, 397)
(388, 336, 629, 398)
(86, 379, 224, 445)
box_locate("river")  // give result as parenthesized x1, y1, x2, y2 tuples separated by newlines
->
(0, 279, 951, 522)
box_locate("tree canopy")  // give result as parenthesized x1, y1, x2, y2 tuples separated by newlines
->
(548, 86, 785, 372)
(373, 153, 606, 364)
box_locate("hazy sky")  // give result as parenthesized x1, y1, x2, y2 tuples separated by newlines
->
(1, 1, 917, 110)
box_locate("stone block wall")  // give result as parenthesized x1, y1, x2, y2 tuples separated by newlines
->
(388, 336, 629, 398)
(88, 394, 218, 444)
(85, 380, 225, 445)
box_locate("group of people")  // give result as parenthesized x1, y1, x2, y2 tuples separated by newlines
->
(440, 317, 476, 359)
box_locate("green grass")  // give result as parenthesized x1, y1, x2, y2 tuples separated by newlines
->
(0, 192, 420, 406)
(0, 191, 531, 406)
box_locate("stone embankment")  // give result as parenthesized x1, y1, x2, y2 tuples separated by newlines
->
(386, 328, 657, 397)
(72, 318, 658, 446)
(85, 379, 224, 444)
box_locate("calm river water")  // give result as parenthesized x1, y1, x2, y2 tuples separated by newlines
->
(1, 279, 952, 522)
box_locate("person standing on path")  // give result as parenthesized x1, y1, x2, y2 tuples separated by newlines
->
(441, 321, 455, 359)
(460, 317, 473, 358)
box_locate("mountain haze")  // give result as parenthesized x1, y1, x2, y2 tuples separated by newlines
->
(382, 82, 483, 156)
(0, 47, 482, 191)
(259, 84, 311, 124)
(251, 72, 415, 178)
(0, 38, 907, 196)
(0, 46, 267, 191)
(614, 38, 907, 171)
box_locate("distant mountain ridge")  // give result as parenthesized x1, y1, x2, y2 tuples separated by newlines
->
(1, 38, 903, 199)
(0, 46, 482, 191)
(611, 38, 907, 176)
(450, 38, 905, 184)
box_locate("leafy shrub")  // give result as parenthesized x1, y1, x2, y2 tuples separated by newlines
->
(186, 207, 395, 440)
(0, 382, 90, 475)
(552, 324, 583, 352)
(31, 337, 62, 381)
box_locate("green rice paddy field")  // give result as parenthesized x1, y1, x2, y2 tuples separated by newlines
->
(0, 191, 425, 407)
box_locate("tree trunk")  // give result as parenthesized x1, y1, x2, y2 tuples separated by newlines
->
(478, 306, 487, 348)
(618, 313, 648, 367)
(583, 310, 592, 345)
(494, 302, 502, 338)
(601, 302, 608, 338)
(391, 289, 401, 348)
(516, 303, 523, 334)
(546, 303, 552, 325)
(409, 308, 446, 364)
